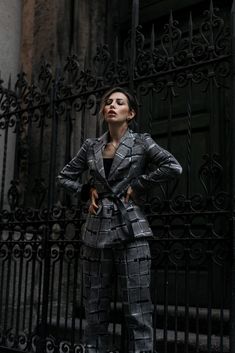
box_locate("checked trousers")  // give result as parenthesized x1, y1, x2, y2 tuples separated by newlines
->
(82, 239, 154, 353)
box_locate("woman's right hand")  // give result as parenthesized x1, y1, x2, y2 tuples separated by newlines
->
(88, 187, 99, 214)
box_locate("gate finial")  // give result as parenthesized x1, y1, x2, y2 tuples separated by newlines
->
(8, 74, 11, 90)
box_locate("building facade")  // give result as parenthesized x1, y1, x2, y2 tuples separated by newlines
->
(0, 1, 234, 352)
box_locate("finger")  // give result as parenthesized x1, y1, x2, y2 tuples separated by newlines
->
(125, 192, 131, 203)
(90, 188, 98, 199)
(93, 189, 99, 199)
(91, 201, 99, 209)
(88, 204, 96, 215)
(91, 193, 99, 208)
(91, 189, 99, 204)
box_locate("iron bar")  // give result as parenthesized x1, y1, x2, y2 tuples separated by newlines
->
(186, 11, 193, 199)
(22, 258, 29, 329)
(184, 249, 189, 353)
(130, 0, 139, 90)
(195, 269, 200, 352)
(36, 226, 50, 353)
(64, 260, 71, 334)
(13, 112, 20, 181)
(231, 1, 235, 352)
(0, 249, 5, 328)
(28, 247, 37, 335)
(47, 69, 60, 208)
(36, 257, 43, 332)
(220, 265, 226, 353)
(163, 260, 169, 353)
(207, 252, 213, 353)
(10, 258, 17, 334)
(38, 116, 45, 174)
(0, 116, 9, 209)
(15, 247, 24, 338)
(152, 270, 158, 353)
(65, 106, 72, 165)
(3, 255, 12, 332)
(186, 77, 192, 199)
(56, 248, 64, 333)
(80, 103, 85, 147)
(49, 255, 56, 326)
(173, 267, 178, 353)
(71, 249, 79, 345)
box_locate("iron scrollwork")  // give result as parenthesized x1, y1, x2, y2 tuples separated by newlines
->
(0, 1, 232, 352)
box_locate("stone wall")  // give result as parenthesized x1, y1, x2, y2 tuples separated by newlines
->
(0, 0, 22, 209)
(21, 0, 109, 77)
(0, 0, 22, 82)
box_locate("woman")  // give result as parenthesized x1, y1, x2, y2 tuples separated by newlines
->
(57, 87, 182, 353)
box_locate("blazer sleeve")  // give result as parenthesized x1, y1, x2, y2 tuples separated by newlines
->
(130, 134, 182, 193)
(56, 139, 90, 197)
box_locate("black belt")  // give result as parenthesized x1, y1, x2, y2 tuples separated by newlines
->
(98, 192, 134, 238)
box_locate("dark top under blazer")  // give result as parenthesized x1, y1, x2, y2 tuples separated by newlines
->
(57, 129, 182, 248)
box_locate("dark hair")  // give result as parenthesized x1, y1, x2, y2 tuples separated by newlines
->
(99, 86, 139, 120)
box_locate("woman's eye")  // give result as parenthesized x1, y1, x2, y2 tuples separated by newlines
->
(105, 100, 112, 105)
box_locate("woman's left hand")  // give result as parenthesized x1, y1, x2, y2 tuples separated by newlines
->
(125, 186, 135, 203)
(88, 187, 99, 214)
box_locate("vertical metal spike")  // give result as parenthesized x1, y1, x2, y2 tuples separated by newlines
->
(210, 0, 214, 13)
(151, 24, 155, 52)
(209, 0, 214, 47)
(189, 12, 193, 51)
(114, 35, 119, 63)
(132, 0, 139, 30)
(130, 0, 139, 90)
(169, 10, 173, 26)
(31, 72, 34, 86)
(231, 2, 235, 352)
(169, 10, 174, 56)
(84, 47, 89, 71)
(8, 74, 11, 90)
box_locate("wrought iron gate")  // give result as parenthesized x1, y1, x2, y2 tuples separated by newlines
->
(0, 0, 233, 352)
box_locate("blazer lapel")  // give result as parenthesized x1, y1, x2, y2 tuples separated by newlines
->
(108, 129, 135, 181)
(93, 131, 109, 179)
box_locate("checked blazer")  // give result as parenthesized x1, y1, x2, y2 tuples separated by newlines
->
(57, 129, 182, 248)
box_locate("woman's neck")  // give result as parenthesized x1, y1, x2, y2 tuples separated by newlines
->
(108, 124, 128, 143)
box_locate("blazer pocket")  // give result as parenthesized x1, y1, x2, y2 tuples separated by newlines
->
(126, 203, 144, 222)
(85, 213, 101, 232)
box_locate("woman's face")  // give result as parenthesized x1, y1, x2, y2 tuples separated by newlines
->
(103, 92, 135, 125)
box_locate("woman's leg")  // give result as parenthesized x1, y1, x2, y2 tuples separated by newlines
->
(82, 245, 114, 353)
(114, 240, 154, 353)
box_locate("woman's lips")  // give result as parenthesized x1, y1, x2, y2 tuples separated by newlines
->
(108, 110, 117, 115)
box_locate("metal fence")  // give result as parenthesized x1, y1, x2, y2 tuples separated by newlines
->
(0, 0, 233, 352)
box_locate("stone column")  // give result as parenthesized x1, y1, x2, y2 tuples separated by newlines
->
(0, 0, 22, 209)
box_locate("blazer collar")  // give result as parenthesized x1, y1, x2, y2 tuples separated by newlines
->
(108, 129, 135, 180)
(93, 131, 109, 179)
(93, 129, 135, 181)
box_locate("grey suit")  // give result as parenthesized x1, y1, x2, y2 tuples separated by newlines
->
(57, 129, 182, 247)
(57, 129, 182, 353)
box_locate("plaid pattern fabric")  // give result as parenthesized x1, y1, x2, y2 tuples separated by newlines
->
(57, 129, 182, 247)
(82, 240, 153, 353)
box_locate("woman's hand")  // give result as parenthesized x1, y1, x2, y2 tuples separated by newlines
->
(88, 187, 99, 214)
(125, 186, 135, 203)
(89, 186, 135, 214)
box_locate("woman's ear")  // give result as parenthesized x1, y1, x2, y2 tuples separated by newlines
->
(128, 110, 136, 120)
